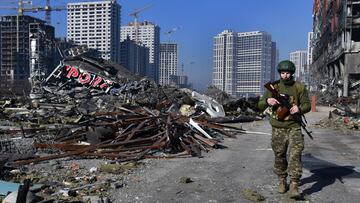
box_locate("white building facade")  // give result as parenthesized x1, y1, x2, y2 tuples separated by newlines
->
(212, 30, 237, 96)
(290, 50, 308, 82)
(212, 30, 274, 97)
(159, 43, 178, 86)
(67, 0, 121, 63)
(121, 21, 160, 83)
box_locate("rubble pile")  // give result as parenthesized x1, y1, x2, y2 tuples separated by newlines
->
(204, 86, 261, 123)
(312, 77, 360, 107)
(222, 97, 260, 116)
(204, 86, 260, 114)
(0, 54, 261, 168)
(0, 83, 258, 167)
(314, 108, 360, 131)
(312, 77, 360, 130)
(312, 78, 339, 106)
(0, 53, 264, 201)
(204, 86, 233, 105)
(0, 159, 143, 202)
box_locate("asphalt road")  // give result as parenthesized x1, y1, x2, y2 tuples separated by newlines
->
(111, 107, 360, 203)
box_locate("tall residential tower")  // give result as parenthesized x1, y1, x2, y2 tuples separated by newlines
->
(67, 0, 121, 63)
(159, 43, 178, 86)
(212, 30, 276, 97)
(121, 21, 160, 83)
(290, 50, 308, 81)
(120, 36, 149, 76)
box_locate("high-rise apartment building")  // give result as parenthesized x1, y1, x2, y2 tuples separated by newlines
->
(271, 42, 279, 81)
(0, 15, 54, 94)
(212, 30, 237, 96)
(212, 30, 276, 97)
(290, 50, 308, 81)
(120, 37, 148, 76)
(67, 0, 121, 63)
(121, 21, 160, 83)
(159, 43, 178, 86)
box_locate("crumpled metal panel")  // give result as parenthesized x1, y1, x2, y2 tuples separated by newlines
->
(191, 91, 226, 118)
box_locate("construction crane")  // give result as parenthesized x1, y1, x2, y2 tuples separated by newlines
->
(43, 0, 67, 25)
(0, 0, 66, 25)
(164, 26, 181, 42)
(0, 0, 32, 16)
(129, 4, 153, 43)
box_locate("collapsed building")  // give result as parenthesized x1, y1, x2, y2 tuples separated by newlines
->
(311, 0, 360, 97)
(0, 15, 55, 95)
(0, 45, 262, 167)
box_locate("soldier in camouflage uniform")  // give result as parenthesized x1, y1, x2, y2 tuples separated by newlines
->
(258, 60, 311, 198)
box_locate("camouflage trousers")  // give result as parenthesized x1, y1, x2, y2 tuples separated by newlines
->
(271, 127, 304, 183)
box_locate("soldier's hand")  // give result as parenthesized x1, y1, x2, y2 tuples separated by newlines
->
(290, 105, 300, 114)
(266, 98, 279, 106)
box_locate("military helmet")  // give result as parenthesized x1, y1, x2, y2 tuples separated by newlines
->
(277, 60, 296, 74)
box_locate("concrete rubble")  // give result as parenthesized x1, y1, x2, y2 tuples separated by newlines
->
(312, 77, 360, 107)
(309, 76, 360, 132)
(0, 47, 261, 202)
(2, 46, 357, 202)
(314, 108, 360, 131)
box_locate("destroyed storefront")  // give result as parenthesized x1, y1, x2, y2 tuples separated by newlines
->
(0, 15, 56, 96)
(311, 0, 360, 98)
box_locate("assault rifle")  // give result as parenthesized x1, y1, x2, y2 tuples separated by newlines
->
(264, 82, 313, 140)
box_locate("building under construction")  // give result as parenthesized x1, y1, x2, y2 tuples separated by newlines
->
(311, 0, 360, 97)
(0, 15, 55, 95)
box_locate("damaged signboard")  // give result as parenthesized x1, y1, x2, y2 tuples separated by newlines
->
(64, 64, 117, 93)
(44, 60, 120, 95)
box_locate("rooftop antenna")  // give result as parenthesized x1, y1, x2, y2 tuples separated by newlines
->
(0, 0, 66, 25)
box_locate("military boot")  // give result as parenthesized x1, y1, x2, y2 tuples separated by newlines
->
(288, 181, 300, 198)
(277, 177, 287, 194)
